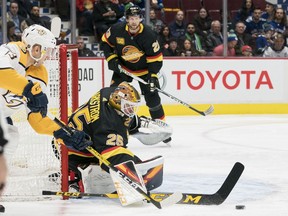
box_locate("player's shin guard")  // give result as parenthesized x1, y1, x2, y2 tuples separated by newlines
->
(149, 104, 165, 120)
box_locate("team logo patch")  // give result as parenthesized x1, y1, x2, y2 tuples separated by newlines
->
(37, 29, 47, 36)
(121, 45, 144, 63)
(116, 37, 125, 45)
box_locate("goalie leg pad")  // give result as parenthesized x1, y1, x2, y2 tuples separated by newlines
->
(72, 156, 164, 195)
(111, 160, 147, 206)
(136, 155, 164, 191)
(78, 164, 115, 194)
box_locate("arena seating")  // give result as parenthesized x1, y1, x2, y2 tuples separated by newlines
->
(180, 0, 202, 11)
(161, 0, 268, 24)
(253, 0, 266, 9)
(162, 0, 181, 10)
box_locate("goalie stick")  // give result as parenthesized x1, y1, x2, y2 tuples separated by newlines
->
(118, 66, 214, 116)
(52, 117, 182, 209)
(43, 162, 244, 205)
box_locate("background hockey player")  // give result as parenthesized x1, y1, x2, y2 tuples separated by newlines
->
(101, 5, 171, 144)
(57, 82, 172, 198)
(0, 24, 92, 162)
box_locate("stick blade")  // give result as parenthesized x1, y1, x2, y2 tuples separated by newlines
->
(215, 162, 244, 201)
(203, 105, 214, 116)
(51, 17, 61, 38)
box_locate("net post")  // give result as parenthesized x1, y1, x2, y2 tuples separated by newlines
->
(59, 44, 68, 123)
(60, 144, 69, 200)
(59, 44, 79, 200)
(71, 48, 79, 111)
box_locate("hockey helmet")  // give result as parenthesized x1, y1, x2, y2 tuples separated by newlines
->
(22, 24, 56, 63)
(109, 82, 141, 117)
(125, 5, 142, 19)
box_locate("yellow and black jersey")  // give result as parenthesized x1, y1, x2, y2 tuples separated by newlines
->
(0, 42, 59, 135)
(0, 42, 47, 116)
(0, 42, 29, 117)
(68, 87, 132, 152)
(101, 22, 163, 76)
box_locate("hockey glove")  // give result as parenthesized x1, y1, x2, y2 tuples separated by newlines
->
(53, 128, 93, 151)
(147, 73, 160, 92)
(108, 58, 121, 74)
(22, 81, 48, 116)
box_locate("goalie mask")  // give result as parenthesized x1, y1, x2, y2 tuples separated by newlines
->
(22, 24, 56, 65)
(109, 82, 141, 117)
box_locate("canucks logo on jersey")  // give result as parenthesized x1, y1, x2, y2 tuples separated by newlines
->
(121, 45, 144, 63)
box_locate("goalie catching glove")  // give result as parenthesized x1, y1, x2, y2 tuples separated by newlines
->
(131, 116, 173, 145)
(53, 128, 93, 151)
(22, 81, 48, 116)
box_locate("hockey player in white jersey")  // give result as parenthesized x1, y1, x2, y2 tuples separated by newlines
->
(0, 24, 92, 160)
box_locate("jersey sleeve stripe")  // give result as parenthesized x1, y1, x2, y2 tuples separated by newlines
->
(107, 54, 118, 62)
(146, 53, 163, 63)
(102, 33, 115, 48)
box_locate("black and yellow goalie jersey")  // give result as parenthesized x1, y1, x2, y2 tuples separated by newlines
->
(68, 87, 132, 152)
(101, 22, 163, 76)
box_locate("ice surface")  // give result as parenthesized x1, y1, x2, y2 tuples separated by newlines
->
(2, 114, 288, 216)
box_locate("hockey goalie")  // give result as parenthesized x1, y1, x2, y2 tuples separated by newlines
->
(53, 82, 172, 206)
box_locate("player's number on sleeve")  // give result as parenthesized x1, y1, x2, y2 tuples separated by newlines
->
(152, 41, 160, 52)
(5, 51, 17, 60)
(106, 134, 124, 146)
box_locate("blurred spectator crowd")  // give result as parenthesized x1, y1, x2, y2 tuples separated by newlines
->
(1, 0, 288, 57)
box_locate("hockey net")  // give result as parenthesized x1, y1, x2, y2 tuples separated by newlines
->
(1, 44, 79, 201)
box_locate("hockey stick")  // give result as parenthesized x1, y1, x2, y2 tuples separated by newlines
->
(118, 66, 214, 116)
(50, 17, 61, 38)
(43, 162, 244, 205)
(52, 117, 181, 209)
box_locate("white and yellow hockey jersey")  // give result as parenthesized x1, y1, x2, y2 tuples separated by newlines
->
(0, 41, 59, 135)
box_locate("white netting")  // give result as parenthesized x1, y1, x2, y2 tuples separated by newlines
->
(1, 45, 77, 201)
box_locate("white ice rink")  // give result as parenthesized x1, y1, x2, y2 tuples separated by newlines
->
(2, 114, 288, 216)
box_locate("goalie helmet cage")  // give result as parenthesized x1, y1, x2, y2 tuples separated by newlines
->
(1, 44, 78, 201)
